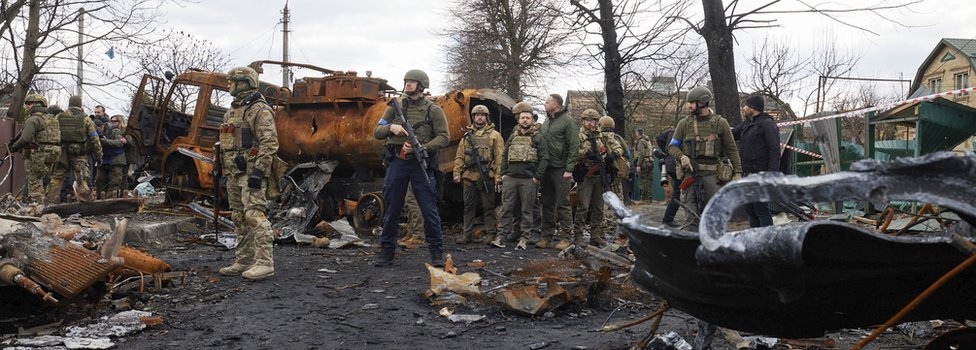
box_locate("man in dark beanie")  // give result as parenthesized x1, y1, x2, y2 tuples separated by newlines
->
(735, 94, 779, 227)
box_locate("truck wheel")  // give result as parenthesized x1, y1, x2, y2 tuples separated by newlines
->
(352, 192, 384, 229)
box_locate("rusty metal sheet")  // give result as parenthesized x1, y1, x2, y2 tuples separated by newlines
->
(495, 279, 572, 316)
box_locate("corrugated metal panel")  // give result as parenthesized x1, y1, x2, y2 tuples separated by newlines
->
(918, 99, 976, 154)
(0, 117, 26, 196)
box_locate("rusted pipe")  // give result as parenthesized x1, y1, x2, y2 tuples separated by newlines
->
(0, 264, 59, 304)
(850, 252, 976, 350)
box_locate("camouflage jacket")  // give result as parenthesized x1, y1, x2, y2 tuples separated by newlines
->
(453, 122, 504, 182)
(100, 126, 128, 166)
(219, 91, 279, 176)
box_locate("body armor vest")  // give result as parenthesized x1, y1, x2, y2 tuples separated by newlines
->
(36, 112, 61, 145)
(507, 134, 538, 163)
(58, 108, 87, 143)
(680, 114, 724, 160)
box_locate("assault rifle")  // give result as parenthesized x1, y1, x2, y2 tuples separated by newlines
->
(212, 142, 222, 235)
(678, 140, 706, 214)
(587, 136, 611, 187)
(388, 98, 432, 185)
(463, 129, 493, 194)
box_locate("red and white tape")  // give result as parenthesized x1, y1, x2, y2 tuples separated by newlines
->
(780, 143, 823, 159)
(776, 86, 976, 127)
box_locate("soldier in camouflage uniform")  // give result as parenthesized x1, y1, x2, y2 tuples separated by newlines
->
(667, 86, 742, 224)
(572, 109, 623, 248)
(9, 94, 62, 205)
(497, 102, 548, 250)
(96, 115, 130, 199)
(632, 128, 654, 201)
(217, 66, 279, 281)
(453, 104, 504, 247)
(599, 116, 630, 201)
(397, 185, 426, 248)
(48, 95, 102, 203)
(373, 69, 450, 267)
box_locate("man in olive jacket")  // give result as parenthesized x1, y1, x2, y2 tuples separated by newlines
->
(497, 102, 548, 250)
(538, 94, 579, 249)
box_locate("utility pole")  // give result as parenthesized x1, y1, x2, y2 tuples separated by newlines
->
(280, 2, 290, 88)
(77, 8, 84, 97)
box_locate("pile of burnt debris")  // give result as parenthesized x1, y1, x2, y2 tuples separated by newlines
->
(0, 196, 178, 348)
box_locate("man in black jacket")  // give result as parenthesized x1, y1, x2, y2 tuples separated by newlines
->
(736, 94, 780, 227)
(653, 130, 681, 227)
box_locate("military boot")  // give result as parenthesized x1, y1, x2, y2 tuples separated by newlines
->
(456, 232, 473, 245)
(373, 248, 395, 267)
(218, 262, 252, 276)
(535, 237, 550, 249)
(242, 265, 274, 280)
(590, 232, 607, 247)
(490, 235, 506, 248)
(429, 247, 445, 268)
(553, 239, 572, 250)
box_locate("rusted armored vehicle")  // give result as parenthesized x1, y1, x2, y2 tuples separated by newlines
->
(125, 61, 516, 234)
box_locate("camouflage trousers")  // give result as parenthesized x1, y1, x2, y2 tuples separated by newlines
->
(26, 146, 61, 204)
(226, 173, 274, 268)
(48, 153, 94, 203)
(399, 184, 426, 246)
(94, 164, 126, 199)
(574, 176, 605, 241)
(639, 167, 654, 201)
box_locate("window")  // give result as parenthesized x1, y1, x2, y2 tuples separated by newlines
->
(954, 72, 969, 90)
(929, 78, 942, 92)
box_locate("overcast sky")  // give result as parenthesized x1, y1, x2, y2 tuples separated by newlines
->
(88, 0, 976, 115)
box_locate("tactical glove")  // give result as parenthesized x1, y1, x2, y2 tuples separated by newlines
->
(680, 155, 692, 170)
(247, 170, 264, 189)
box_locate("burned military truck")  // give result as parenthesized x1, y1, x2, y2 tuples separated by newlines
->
(125, 61, 516, 236)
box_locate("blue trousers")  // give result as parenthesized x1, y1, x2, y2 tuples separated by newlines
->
(745, 202, 773, 227)
(662, 174, 681, 223)
(380, 158, 443, 251)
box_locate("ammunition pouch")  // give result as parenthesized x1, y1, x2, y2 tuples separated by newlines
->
(715, 158, 734, 182)
(381, 144, 399, 168)
(239, 127, 254, 148)
(234, 155, 247, 172)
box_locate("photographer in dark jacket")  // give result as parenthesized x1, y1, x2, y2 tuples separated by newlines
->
(735, 94, 780, 227)
(653, 130, 681, 227)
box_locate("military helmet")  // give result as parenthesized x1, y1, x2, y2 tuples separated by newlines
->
(581, 108, 600, 120)
(25, 94, 48, 107)
(686, 86, 713, 105)
(227, 66, 259, 89)
(512, 101, 533, 115)
(471, 105, 490, 116)
(599, 116, 615, 129)
(404, 69, 430, 89)
(69, 95, 82, 108)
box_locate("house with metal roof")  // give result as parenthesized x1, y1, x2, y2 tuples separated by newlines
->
(868, 38, 976, 159)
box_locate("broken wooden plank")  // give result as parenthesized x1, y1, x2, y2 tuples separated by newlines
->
(42, 198, 143, 217)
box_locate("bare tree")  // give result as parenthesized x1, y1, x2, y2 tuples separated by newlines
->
(829, 84, 899, 145)
(802, 39, 861, 117)
(744, 37, 807, 119)
(2, 0, 167, 119)
(113, 29, 231, 111)
(652, 42, 709, 128)
(566, 0, 693, 135)
(680, 0, 922, 127)
(441, 0, 572, 100)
